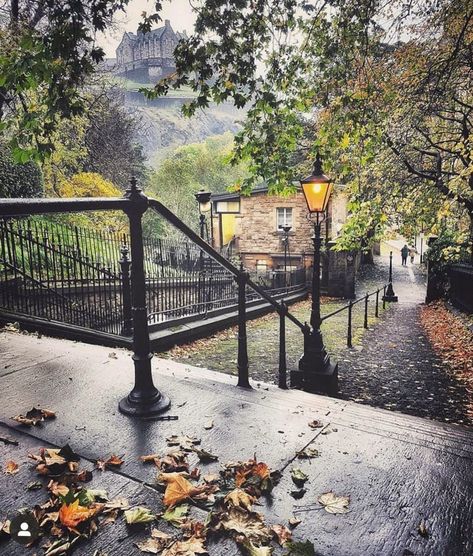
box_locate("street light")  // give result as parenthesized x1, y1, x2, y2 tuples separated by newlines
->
(195, 189, 212, 241)
(280, 224, 292, 290)
(290, 153, 338, 394)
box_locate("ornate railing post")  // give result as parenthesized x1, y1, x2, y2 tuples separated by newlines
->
(278, 301, 288, 389)
(236, 263, 250, 388)
(364, 293, 369, 329)
(383, 251, 398, 302)
(375, 289, 379, 318)
(347, 300, 353, 348)
(119, 243, 133, 336)
(118, 178, 171, 417)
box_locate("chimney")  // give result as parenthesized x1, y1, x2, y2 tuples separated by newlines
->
(164, 19, 171, 28)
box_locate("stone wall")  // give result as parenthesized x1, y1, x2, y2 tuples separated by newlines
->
(228, 190, 329, 270)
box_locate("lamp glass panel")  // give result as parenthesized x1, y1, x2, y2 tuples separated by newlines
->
(199, 200, 211, 213)
(302, 181, 332, 213)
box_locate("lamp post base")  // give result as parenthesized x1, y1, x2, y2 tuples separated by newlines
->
(118, 392, 171, 417)
(382, 283, 398, 302)
(290, 361, 339, 395)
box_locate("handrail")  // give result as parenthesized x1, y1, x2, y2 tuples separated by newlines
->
(148, 199, 306, 331)
(321, 285, 388, 322)
(0, 197, 129, 215)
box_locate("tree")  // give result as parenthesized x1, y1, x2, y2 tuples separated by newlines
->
(83, 91, 148, 190)
(147, 132, 249, 236)
(0, 0, 163, 160)
(55, 171, 127, 231)
(41, 87, 146, 195)
(0, 141, 43, 197)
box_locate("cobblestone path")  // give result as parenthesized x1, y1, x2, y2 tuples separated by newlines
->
(338, 257, 472, 426)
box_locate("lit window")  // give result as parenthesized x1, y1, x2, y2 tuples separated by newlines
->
(276, 208, 293, 230)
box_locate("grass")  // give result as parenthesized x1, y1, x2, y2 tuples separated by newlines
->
(161, 292, 390, 384)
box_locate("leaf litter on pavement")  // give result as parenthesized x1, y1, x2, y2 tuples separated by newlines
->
(0, 426, 353, 555)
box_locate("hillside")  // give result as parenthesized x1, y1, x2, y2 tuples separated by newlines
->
(122, 92, 244, 164)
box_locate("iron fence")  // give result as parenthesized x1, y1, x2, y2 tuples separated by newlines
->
(321, 285, 389, 348)
(0, 217, 307, 334)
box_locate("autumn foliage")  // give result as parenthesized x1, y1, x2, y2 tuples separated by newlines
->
(421, 301, 473, 418)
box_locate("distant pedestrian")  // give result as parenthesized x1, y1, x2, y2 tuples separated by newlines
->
(401, 244, 409, 266)
(409, 246, 417, 264)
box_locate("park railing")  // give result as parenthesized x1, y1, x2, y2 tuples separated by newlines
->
(321, 285, 388, 348)
(0, 182, 309, 416)
(0, 216, 307, 334)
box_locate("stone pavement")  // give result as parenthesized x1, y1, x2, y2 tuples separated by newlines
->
(338, 257, 472, 427)
(1, 331, 473, 555)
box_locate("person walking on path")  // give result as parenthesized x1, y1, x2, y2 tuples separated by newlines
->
(409, 246, 417, 264)
(401, 244, 409, 266)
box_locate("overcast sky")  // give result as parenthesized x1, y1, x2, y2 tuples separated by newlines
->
(97, 0, 197, 58)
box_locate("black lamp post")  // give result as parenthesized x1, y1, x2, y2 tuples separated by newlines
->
(290, 154, 338, 394)
(281, 224, 292, 290)
(195, 189, 212, 243)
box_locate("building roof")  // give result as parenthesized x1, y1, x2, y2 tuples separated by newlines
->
(211, 183, 302, 202)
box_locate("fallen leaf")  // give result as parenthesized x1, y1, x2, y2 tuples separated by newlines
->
(290, 468, 308, 488)
(217, 507, 272, 544)
(225, 489, 256, 511)
(162, 474, 210, 508)
(162, 535, 207, 555)
(270, 523, 292, 545)
(296, 448, 319, 459)
(242, 542, 273, 555)
(418, 520, 429, 538)
(96, 454, 124, 470)
(166, 435, 201, 451)
(162, 505, 189, 526)
(5, 460, 19, 475)
(192, 448, 218, 463)
(26, 480, 42, 490)
(58, 499, 97, 528)
(284, 540, 316, 555)
(11, 407, 56, 426)
(124, 506, 156, 524)
(318, 492, 350, 514)
(204, 420, 213, 430)
(136, 528, 172, 553)
(308, 420, 323, 429)
(288, 517, 301, 528)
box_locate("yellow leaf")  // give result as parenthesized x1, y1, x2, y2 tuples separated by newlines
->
(163, 475, 208, 508)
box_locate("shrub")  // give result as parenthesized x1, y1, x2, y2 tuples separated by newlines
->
(0, 143, 43, 198)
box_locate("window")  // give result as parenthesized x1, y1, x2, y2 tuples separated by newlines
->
(215, 200, 240, 214)
(256, 260, 268, 272)
(276, 207, 293, 230)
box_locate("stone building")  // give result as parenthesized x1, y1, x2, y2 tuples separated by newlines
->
(115, 20, 186, 82)
(210, 185, 356, 297)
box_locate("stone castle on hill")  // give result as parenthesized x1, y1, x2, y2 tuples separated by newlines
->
(115, 20, 186, 82)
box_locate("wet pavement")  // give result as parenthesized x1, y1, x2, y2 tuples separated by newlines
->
(0, 332, 473, 555)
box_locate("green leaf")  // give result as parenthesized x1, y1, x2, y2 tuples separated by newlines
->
(124, 506, 156, 524)
(284, 540, 316, 556)
(290, 468, 308, 488)
(161, 504, 189, 527)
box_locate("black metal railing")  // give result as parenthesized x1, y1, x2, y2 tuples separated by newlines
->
(0, 181, 396, 416)
(320, 285, 388, 348)
(0, 217, 307, 333)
